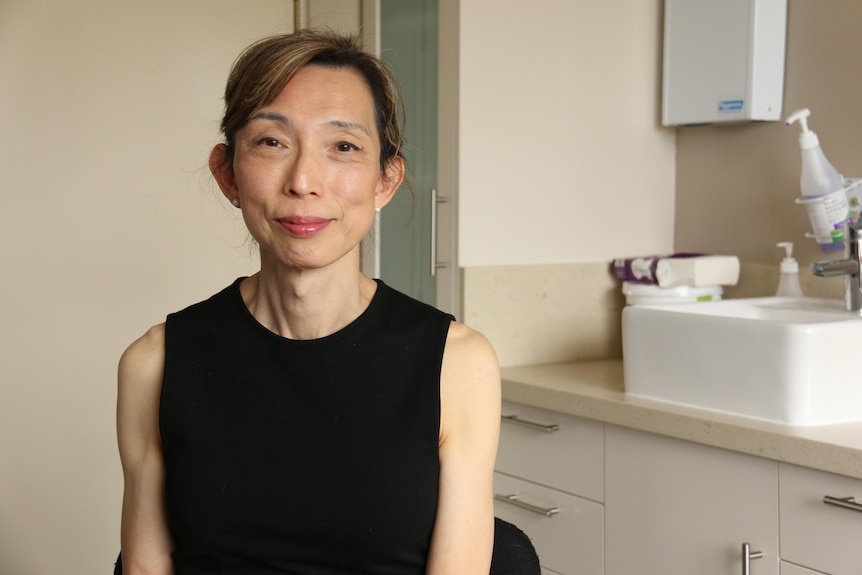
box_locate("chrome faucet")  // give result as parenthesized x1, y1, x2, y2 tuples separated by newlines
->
(811, 213, 862, 313)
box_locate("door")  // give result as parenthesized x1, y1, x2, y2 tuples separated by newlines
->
(379, 0, 439, 307)
(605, 426, 779, 575)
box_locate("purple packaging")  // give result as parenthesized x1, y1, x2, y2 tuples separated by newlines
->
(610, 253, 703, 284)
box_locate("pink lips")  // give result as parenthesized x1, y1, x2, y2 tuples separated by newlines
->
(277, 216, 332, 237)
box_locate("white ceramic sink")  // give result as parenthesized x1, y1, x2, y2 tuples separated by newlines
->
(622, 297, 862, 426)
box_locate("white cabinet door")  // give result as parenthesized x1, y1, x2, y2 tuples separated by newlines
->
(494, 473, 603, 575)
(779, 463, 862, 575)
(605, 425, 779, 575)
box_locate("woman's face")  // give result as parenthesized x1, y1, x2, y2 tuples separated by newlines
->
(214, 64, 401, 273)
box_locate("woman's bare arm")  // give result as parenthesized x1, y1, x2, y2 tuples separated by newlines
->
(426, 322, 501, 575)
(117, 324, 174, 575)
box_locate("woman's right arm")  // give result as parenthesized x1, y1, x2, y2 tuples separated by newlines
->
(117, 323, 174, 575)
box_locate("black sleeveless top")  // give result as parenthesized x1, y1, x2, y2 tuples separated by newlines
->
(160, 278, 454, 574)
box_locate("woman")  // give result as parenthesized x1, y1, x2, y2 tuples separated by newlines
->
(117, 29, 501, 575)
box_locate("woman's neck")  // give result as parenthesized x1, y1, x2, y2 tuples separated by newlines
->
(240, 257, 378, 340)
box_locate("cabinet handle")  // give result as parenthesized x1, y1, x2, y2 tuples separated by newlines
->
(741, 542, 763, 575)
(501, 414, 560, 434)
(495, 493, 560, 518)
(823, 495, 862, 513)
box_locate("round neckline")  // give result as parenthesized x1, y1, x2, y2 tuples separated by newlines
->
(229, 277, 385, 345)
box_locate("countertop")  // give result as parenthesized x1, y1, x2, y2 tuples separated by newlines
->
(500, 360, 862, 480)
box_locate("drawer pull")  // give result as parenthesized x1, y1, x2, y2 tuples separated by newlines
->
(741, 543, 763, 575)
(823, 495, 862, 513)
(495, 493, 560, 518)
(501, 414, 560, 433)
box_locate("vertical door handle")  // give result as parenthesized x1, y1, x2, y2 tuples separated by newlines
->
(741, 542, 763, 575)
(430, 189, 448, 276)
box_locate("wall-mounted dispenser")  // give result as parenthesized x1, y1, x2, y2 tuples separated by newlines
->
(662, 0, 788, 126)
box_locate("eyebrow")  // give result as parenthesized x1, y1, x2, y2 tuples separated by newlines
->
(248, 112, 371, 137)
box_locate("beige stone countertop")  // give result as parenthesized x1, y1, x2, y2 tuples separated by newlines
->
(501, 360, 862, 480)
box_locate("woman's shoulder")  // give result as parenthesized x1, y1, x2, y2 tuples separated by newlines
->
(118, 323, 166, 386)
(443, 321, 498, 377)
(438, 320, 501, 449)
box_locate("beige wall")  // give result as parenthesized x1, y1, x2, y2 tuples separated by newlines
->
(457, 0, 676, 267)
(0, 2, 289, 573)
(457, 0, 674, 366)
(675, 0, 862, 289)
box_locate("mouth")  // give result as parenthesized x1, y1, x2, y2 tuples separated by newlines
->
(276, 216, 332, 237)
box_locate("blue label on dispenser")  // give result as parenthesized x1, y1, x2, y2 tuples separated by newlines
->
(718, 99, 744, 114)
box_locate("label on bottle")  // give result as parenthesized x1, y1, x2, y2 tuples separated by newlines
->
(796, 188, 852, 245)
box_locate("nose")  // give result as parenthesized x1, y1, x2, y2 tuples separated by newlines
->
(284, 146, 322, 197)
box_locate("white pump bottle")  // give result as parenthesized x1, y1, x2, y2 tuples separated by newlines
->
(786, 108, 849, 253)
(775, 242, 804, 297)
(785, 108, 843, 198)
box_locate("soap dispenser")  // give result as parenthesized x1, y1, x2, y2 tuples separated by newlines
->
(786, 108, 843, 199)
(786, 108, 849, 253)
(776, 242, 804, 297)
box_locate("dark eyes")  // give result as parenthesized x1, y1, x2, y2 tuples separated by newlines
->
(336, 142, 358, 152)
(254, 138, 359, 153)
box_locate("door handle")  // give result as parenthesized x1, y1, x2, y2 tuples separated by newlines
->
(495, 493, 559, 518)
(501, 414, 560, 434)
(823, 495, 862, 513)
(741, 542, 763, 575)
(430, 189, 448, 276)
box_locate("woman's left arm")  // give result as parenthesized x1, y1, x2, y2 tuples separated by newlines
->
(427, 321, 501, 575)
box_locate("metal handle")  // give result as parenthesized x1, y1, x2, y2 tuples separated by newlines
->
(824, 495, 862, 513)
(430, 189, 448, 276)
(495, 494, 559, 518)
(501, 414, 560, 434)
(741, 543, 763, 575)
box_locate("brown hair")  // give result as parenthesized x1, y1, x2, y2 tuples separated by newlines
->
(219, 29, 406, 177)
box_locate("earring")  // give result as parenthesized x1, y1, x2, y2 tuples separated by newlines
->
(375, 206, 381, 213)
(231, 199, 240, 208)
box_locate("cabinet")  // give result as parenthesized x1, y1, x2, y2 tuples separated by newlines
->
(604, 425, 779, 575)
(494, 401, 604, 575)
(779, 463, 862, 575)
(498, 400, 862, 575)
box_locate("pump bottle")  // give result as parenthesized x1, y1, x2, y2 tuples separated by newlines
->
(786, 108, 849, 253)
(786, 108, 842, 198)
(775, 242, 804, 297)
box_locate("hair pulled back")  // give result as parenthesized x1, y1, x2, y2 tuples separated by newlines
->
(219, 29, 405, 176)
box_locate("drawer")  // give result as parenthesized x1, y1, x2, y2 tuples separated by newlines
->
(780, 561, 827, 575)
(494, 472, 603, 575)
(779, 463, 862, 575)
(496, 401, 604, 501)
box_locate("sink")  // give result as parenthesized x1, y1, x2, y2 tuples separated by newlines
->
(622, 297, 862, 426)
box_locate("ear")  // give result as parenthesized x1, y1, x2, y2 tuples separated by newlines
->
(375, 156, 404, 210)
(209, 144, 238, 203)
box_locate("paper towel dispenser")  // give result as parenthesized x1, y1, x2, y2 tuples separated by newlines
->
(661, 0, 788, 126)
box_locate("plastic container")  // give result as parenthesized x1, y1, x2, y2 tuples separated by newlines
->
(775, 242, 804, 297)
(786, 108, 850, 253)
(622, 282, 723, 306)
